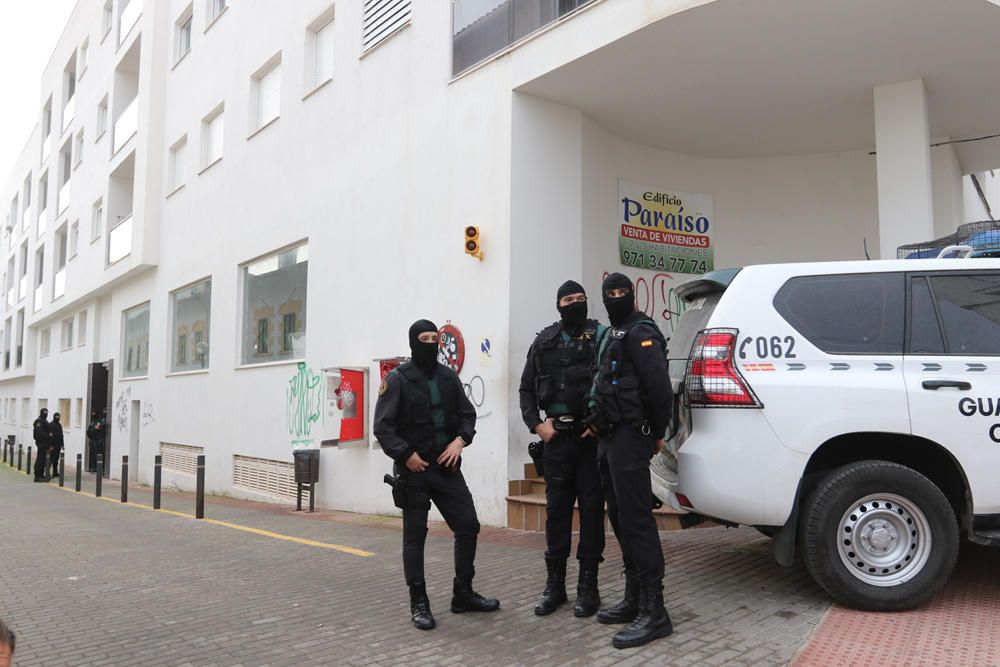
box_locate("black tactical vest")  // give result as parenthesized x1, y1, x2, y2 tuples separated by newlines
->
(532, 319, 600, 417)
(593, 314, 666, 428)
(392, 363, 462, 455)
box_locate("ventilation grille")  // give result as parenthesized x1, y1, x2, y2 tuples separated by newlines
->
(363, 0, 411, 51)
(160, 443, 203, 476)
(232, 454, 308, 502)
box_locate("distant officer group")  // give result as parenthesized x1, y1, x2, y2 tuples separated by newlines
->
(31, 408, 64, 483)
(375, 272, 674, 650)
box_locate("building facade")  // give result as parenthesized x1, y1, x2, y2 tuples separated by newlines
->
(3, 0, 1000, 526)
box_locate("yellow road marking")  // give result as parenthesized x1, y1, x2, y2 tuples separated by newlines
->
(42, 475, 374, 557)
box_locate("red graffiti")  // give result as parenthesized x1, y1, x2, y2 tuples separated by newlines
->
(601, 271, 688, 332)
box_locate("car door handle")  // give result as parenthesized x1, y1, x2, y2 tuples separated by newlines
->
(922, 380, 972, 391)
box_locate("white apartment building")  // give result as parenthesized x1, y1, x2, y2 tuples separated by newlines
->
(2, 0, 1000, 527)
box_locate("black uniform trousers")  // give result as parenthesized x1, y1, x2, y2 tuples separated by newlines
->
(33, 444, 50, 480)
(88, 439, 102, 471)
(49, 445, 62, 477)
(597, 425, 664, 585)
(398, 463, 481, 586)
(543, 432, 605, 563)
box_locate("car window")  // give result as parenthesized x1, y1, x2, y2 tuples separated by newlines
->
(908, 277, 945, 354)
(773, 273, 904, 354)
(667, 293, 721, 361)
(928, 273, 1000, 355)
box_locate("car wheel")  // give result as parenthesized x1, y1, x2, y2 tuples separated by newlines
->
(799, 460, 958, 611)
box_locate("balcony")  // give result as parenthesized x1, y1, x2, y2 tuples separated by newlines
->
(41, 134, 51, 161)
(113, 98, 138, 155)
(58, 181, 71, 215)
(38, 208, 48, 237)
(108, 214, 133, 264)
(53, 267, 66, 300)
(21, 205, 31, 232)
(33, 284, 43, 313)
(119, 1, 141, 47)
(62, 96, 75, 133)
(18, 276, 26, 302)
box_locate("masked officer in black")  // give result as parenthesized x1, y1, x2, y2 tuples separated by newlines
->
(374, 319, 500, 631)
(587, 272, 674, 649)
(32, 408, 51, 482)
(519, 280, 606, 617)
(49, 413, 64, 478)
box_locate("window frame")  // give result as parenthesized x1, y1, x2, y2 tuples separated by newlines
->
(168, 277, 212, 374)
(175, 4, 194, 65)
(238, 241, 308, 367)
(305, 6, 336, 96)
(249, 54, 282, 136)
(200, 103, 225, 171)
(121, 300, 151, 379)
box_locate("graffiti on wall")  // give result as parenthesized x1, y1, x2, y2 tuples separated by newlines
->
(142, 403, 156, 427)
(114, 387, 132, 432)
(286, 362, 325, 448)
(602, 271, 689, 337)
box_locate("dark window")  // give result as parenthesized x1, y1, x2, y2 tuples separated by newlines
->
(908, 277, 944, 354)
(282, 313, 296, 352)
(256, 318, 269, 354)
(773, 273, 904, 354)
(177, 334, 187, 364)
(928, 273, 1000, 355)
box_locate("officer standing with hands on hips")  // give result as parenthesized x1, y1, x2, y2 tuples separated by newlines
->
(587, 272, 674, 649)
(519, 280, 606, 618)
(374, 319, 500, 631)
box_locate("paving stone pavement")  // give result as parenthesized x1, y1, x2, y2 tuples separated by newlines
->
(0, 463, 831, 666)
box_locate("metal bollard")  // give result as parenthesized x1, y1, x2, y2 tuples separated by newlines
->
(2, 441, 6, 464)
(26, 446, 32, 477)
(121, 456, 129, 503)
(75, 454, 82, 492)
(309, 481, 315, 513)
(44, 449, 52, 481)
(59, 451, 65, 488)
(17, 444, 22, 471)
(96, 454, 103, 497)
(195, 455, 206, 519)
(153, 455, 162, 510)
(296, 483, 303, 512)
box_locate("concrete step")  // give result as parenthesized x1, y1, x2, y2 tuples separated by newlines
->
(505, 492, 686, 533)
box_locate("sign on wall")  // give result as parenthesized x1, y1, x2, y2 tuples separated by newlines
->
(618, 179, 714, 274)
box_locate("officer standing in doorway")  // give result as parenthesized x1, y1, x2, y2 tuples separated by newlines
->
(49, 413, 64, 478)
(86, 410, 105, 473)
(519, 280, 606, 617)
(374, 319, 500, 631)
(32, 408, 51, 482)
(587, 272, 674, 649)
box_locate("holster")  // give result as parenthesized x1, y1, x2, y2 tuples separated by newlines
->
(528, 440, 545, 477)
(383, 473, 408, 510)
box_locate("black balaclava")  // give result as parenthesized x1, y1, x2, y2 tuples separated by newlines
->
(556, 280, 588, 333)
(408, 319, 440, 372)
(53, 414, 60, 424)
(602, 272, 636, 327)
(39, 409, 48, 420)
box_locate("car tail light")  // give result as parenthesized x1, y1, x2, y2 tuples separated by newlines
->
(685, 328, 762, 408)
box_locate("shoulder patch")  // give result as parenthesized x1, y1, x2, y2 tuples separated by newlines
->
(378, 379, 389, 396)
(640, 339, 654, 348)
(611, 329, 627, 340)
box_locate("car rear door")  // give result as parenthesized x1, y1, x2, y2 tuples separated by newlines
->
(903, 270, 1000, 514)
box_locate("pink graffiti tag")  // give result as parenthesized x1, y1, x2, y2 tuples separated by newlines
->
(601, 271, 688, 333)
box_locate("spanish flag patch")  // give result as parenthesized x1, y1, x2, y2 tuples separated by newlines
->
(640, 340, 654, 348)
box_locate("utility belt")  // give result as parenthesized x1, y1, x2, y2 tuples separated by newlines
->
(550, 415, 587, 436)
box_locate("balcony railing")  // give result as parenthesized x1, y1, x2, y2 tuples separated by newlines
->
(41, 134, 51, 161)
(58, 181, 71, 214)
(113, 97, 139, 155)
(37, 207, 48, 237)
(108, 214, 133, 264)
(18, 276, 26, 302)
(452, 0, 596, 74)
(21, 205, 31, 232)
(33, 284, 43, 313)
(53, 267, 66, 300)
(119, 0, 142, 47)
(62, 96, 75, 133)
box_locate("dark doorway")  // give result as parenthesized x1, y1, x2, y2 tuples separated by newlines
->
(86, 361, 112, 478)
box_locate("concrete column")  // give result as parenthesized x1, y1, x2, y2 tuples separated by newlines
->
(874, 79, 935, 258)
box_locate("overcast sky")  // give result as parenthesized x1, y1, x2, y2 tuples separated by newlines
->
(0, 0, 77, 185)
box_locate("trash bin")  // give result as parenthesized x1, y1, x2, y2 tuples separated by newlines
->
(293, 449, 320, 484)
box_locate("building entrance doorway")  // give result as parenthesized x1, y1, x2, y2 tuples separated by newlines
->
(86, 360, 112, 477)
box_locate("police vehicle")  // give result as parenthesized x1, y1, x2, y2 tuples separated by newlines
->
(653, 259, 1000, 611)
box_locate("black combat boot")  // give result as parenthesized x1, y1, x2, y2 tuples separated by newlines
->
(409, 582, 436, 630)
(612, 581, 673, 649)
(573, 562, 601, 617)
(450, 577, 501, 613)
(596, 566, 639, 624)
(534, 558, 568, 616)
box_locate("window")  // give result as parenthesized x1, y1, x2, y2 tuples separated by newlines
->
(91, 198, 103, 241)
(15, 309, 24, 367)
(170, 278, 211, 372)
(102, 0, 113, 40)
(21, 398, 29, 427)
(40, 328, 51, 357)
(251, 57, 281, 132)
(77, 309, 87, 346)
(58, 398, 71, 429)
(363, 0, 411, 52)
(75, 398, 83, 428)
(97, 96, 108, 139)
(70, 221, 79, 258)
(79, 38, 89, 75)
(307, 8, 335, 92)
(175, 6, 193, 63)
(74, 129, 84, 168)
(774, 273, 904, 354)
(61, 317, 74, 350)
(201, 105, 224, 168)
(241, 243, 307, 365)
(926, 273, 1000, 356)
(208, 0, 228, 24)
(122, 302, 150, 378)
(168, 136, 187, 192)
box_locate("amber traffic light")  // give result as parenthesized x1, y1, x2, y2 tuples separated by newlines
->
(465, 225, 483, 260)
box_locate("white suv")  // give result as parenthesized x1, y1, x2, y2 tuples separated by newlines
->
(654, 259, 1000, 611)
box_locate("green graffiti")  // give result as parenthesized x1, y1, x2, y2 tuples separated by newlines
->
(287, 362, 325, 446)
